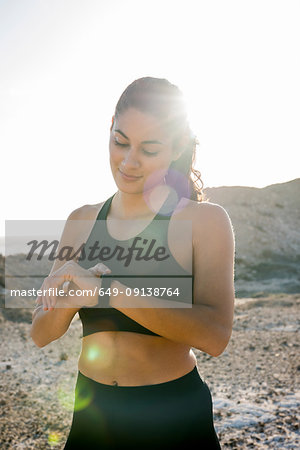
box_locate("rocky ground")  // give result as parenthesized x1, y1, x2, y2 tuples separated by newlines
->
(0, 293, 299, 449)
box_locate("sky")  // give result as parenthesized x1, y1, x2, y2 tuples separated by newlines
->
(1, 0, 299, 238)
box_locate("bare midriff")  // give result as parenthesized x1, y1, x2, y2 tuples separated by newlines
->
(78, 331, 197, 386)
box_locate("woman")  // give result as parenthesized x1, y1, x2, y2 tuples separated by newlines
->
(31, 77, 235, 449)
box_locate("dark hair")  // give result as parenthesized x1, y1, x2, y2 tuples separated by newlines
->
(114, 77, 206, 202)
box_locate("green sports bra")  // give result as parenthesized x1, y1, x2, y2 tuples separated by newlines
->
(78, 191, 193, 337)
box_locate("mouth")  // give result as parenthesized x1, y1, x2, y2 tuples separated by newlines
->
(118, 169, 143, 180)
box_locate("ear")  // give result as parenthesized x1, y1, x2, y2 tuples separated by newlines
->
(110, 115, 115, 131)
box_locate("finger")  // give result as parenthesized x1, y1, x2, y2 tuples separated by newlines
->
(50, 279, 58, 311)
(62, 281, 70, 293)
(39, 282, 47, 311)
(51, 286, 58, 310)
(44, 281, 50, 311)
(52, 261, 74, 283)
(49, 278, 60, 311)
(48, 283, 54, 311)
(32, 305, 42, 320)
(47, 273, 68, 309)
(92, 263, 111, 276)
(95, 263, 111, 272)
(89, 267, 101, 277)
(52, 271, 68, 286)
(45, 278, 53, 311)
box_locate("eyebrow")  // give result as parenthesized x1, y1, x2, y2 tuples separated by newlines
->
(115, 129, 163, 145)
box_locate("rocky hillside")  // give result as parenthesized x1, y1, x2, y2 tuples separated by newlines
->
(204, 178, 300, 296)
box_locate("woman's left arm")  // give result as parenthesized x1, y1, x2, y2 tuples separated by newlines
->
(110, 203, 235, 357)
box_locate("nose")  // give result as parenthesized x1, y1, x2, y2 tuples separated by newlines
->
(121, 148, 141, 169)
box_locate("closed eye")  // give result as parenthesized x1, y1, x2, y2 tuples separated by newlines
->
(114, 139, 128, 147)
(114, 139, 159, 156)
(142, 149, 159, 156)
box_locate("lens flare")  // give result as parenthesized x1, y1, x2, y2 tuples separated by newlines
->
(48, 431, 60, 446)
(57, 384, 75, 412)
(165, 168, 191, 207)
(143, 168, 167, 202)
(82, 341, 114, 369)
(87, 345, 102, 361)
(143, 168, 190, 216)
(73, 376, 94, 412)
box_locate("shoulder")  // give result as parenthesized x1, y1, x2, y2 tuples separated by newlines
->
(46, 200, 108, 275)
(193, 200, 233, 226)
(67, 201, 106, 221)
(59, 201, 106, 249)
(178, 198, 234, 245)
(178, 197, 233, 226)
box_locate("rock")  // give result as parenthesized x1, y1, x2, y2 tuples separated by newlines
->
(59, 352, 68, 361)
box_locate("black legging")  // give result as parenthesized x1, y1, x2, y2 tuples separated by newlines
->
(64, 366, 221, 449)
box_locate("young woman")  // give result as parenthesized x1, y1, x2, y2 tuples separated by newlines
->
(31, 77, 235, 449)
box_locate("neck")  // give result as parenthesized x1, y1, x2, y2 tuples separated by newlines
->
(111, 184, 171, 220)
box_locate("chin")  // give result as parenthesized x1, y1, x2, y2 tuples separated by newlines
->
(113, 178, 142, 194)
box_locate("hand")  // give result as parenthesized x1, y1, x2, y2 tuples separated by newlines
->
(35, 262, 111, 311)
(87, 263, 111, 279)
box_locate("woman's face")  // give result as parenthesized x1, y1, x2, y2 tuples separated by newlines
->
(109, 107, 180, 195)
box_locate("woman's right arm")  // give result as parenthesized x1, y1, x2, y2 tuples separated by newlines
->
(30, 205, 95, 348)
